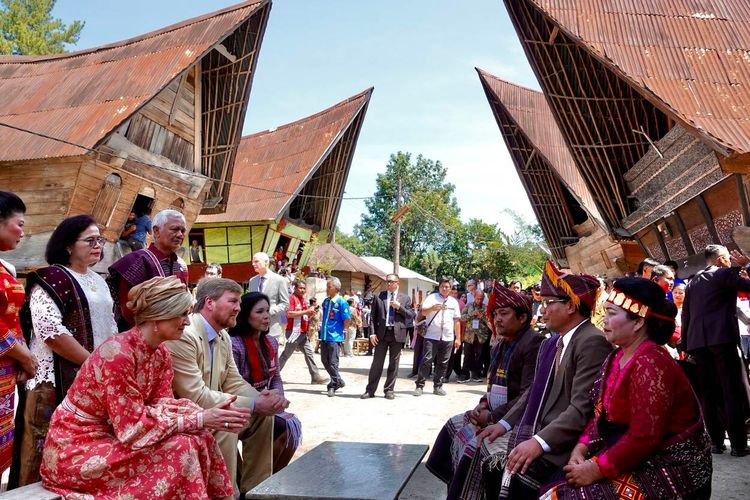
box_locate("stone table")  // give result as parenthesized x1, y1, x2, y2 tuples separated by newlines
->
(246, 441, 429, 499)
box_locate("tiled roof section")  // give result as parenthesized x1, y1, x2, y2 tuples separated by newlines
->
(309, 243, 386, 277)
(0, 0, 267, 162)
(477, 69, 604, 226)
(196, 88, 373, 224)
(525, 0, 750, 154)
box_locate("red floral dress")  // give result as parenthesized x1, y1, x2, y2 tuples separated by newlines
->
(40, 328, 233, 499)
(0, 262, 26, 473)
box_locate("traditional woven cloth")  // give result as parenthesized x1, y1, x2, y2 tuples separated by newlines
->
(487, 282, 532, 316)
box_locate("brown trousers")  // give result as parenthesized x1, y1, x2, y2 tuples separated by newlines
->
(215, 413, 274, 494)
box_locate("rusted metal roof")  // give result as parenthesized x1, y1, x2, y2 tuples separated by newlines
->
(0, 0, 268, 163)
(518, 0, 750, 155)
(197, 88, 373, 225)
(477, 68, 604, 228)
(308, 242, 386, 278)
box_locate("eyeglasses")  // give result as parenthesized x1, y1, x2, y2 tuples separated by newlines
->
(386, 280, 398, 284)
(541, 298, 569, 308)
(78, 237, 106, 248)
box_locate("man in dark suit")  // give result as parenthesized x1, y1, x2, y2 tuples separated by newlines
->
(682, 244, 750, 456)
(478, 261, 611, 499)
(361, 273, 415, 400)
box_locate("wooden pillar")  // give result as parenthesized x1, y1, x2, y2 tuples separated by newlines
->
(671, 212, 695, 256)
(735, 174, 750, 226)
(696, 194, 720, 243)
(652, 223, 669, 260)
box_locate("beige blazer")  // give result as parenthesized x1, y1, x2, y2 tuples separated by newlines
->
(166, 312, 259, 409)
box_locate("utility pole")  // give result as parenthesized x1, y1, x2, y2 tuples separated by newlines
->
(394, 177, 402, 274)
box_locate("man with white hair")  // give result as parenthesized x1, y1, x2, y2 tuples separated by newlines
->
(319, 276, 351, 397)
(108, 208, 189, 330)
(248, 252, 289, 344)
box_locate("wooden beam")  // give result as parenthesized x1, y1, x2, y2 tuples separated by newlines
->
(736, 174, 750, 226)
(548, 26, 559, 44)
(214, 43, 237, 63)
(652, 222, 669, 260)
(522, 149, 537, 171)
(719, 152, 750, 174)
(193, 64, 202, 175)
(696, 194, 720, 244)
(671, 211, 695, 256)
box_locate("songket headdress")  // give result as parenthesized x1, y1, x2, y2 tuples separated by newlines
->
(540, 260, 600, 310)
(487, 281, 532, 317)
(605, 287, 675, 322)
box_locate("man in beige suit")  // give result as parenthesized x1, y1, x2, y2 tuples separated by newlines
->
(167, 278, 289, 494)
(478, 261, 611, 499)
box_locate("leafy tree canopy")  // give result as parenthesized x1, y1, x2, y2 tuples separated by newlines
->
(338, 151, 549, 286)
(0, 0, 84, 55)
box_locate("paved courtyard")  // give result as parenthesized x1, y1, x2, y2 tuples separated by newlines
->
(280, 345, 750, 499)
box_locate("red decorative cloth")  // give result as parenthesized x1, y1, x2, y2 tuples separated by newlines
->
(0, 262, 25, 473)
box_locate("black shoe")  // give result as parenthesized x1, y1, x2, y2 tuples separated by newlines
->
(384, 391, 395, 400)
(711, 444, 726, 454)
(731, 448, 749, 457)
(327, 388, 335, 397)
(360, 393, 375, 399)
(456, 377, 470, 384)
(339, 380, 346, 389)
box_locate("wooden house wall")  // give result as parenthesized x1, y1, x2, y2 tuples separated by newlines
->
(124, 66, 198, 171)
(635, 176, 745, 270)
(0, 158, 81, 233)
(69, 157, 204, 241)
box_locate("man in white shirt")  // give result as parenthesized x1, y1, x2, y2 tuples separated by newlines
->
(414, 278, 461, 396)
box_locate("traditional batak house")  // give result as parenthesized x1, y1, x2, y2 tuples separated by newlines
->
(500, 0, 750, 274)
(477, 70, 644, 275)
(190, 88, 373, 284)
(361, 255, 438, 306)
(308, 242, 385, 295)
(0, 0, 271, 272)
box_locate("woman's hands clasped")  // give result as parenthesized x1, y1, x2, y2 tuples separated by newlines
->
(203, 395, 251, 433)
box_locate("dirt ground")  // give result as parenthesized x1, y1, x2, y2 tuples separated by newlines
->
(280, 345, 750, 500)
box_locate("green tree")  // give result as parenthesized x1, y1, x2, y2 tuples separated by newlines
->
(334, 227, 366, 256)
(0, 0, 84, 55)
(353, 152, 462, 277)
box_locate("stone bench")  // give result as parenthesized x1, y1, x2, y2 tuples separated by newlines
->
(246, 441, 428, 500)
(0, 482, 60, 499)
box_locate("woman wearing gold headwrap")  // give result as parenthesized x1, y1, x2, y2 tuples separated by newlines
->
(40, 276, 248, 499)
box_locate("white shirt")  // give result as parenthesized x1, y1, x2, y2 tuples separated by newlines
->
(27, 269, 117, 391)
(421, 293, 461, 341)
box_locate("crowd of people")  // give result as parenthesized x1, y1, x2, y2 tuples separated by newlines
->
(0, 187, 746, 498)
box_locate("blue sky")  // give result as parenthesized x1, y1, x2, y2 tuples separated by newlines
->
(54, 0, 541, 233)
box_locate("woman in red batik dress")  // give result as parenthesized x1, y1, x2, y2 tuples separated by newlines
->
(0, 191, 37, 474)
(41, 277, 250, 499)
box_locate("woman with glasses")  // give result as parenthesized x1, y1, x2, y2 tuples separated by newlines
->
(11, 215, 118, 486)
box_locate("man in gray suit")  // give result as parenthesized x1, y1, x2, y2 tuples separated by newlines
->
(478, 261, 611, 499)
(682, 244, 750, 456)
(248, 252, 289, 345)
(361, 273, 415, 399)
